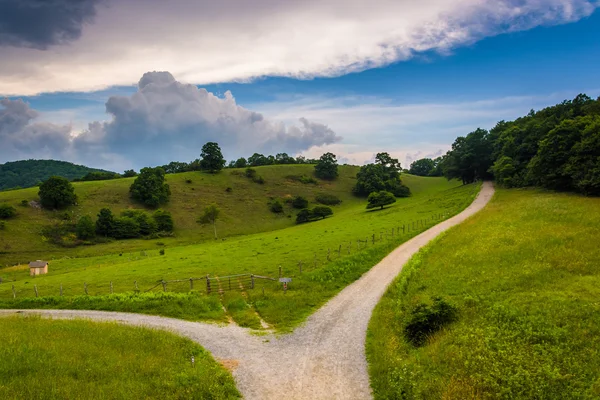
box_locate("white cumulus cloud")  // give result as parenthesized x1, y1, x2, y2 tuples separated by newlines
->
(0, 0, 597, 95)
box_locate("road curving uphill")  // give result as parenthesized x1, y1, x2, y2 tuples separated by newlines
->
(1, 181, 495, 399)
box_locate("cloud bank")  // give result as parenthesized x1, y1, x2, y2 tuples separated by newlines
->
(1, 0, 598, 95)
(0, 72, 340, 170)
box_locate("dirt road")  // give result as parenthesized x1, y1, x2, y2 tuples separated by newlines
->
(0, 181, 495, 399)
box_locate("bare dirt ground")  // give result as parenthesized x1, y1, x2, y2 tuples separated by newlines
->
(0, 182, 495, 399)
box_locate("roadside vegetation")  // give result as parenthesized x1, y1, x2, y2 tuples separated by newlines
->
(0, 315, 239, 399)
(367, 188, 600, 399)
(0, 176, 478, 331)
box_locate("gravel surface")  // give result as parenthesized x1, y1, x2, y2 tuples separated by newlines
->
(0, 182, 494, 399)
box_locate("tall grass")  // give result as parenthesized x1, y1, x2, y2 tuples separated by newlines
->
(367, 188, 600, 399)
(0, 315, 240, 399)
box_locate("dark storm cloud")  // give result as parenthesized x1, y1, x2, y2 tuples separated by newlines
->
(0, 0, 101, 49)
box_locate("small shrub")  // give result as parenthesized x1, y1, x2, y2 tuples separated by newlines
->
(291, 195, 309, 209)
(245, 168, 257, 178)
(153, 210, 174, 232)
(0, 221, 5, 230)
(312, 206, 333, 219)
(253, 176, 265, 184)
(315, 193, 342, 205)
(225, 187, 233, 193)
(76, 216, 96, 240)
(159, 249, 165, 255)
(185, 179, 193, 184)
(270, 200, 284, 213)
(295, 206, 334, 224)
(20, 200, 28, 207)
(403, 297, 458, 347)
(0, 204, 17, 219)
(286, 175, 318, 184)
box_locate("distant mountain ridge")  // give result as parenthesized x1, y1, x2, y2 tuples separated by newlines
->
(0, 160, 115, 191)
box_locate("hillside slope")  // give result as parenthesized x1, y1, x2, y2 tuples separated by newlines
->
(0, 164, 364, 264)
(367, 188, 600, 399)
(0, 159, 114, 191)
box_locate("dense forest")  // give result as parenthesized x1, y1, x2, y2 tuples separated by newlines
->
(411, 94, 600, 196)
(0, 160, 115, 191)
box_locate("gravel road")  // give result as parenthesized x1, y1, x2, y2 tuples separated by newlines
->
(0, 182, 494, 399)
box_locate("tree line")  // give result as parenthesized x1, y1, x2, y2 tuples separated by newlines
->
(408, 94, 600, 195)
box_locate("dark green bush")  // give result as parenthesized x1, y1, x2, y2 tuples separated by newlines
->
(20, 200, 28, 207)
(245, 168, 257, 178)
(315, 193, 342, 205)
(153, 210, 174, 232)
(403, 297, 458, 346)
(291, 196, 309, 209)
(286, 175, 318, 184)
(0, 204, 17, 219)
(0, 221, 5, 230)
(270, 200, 284, 213)
(253, 176, 265, 184)
(112, 217, 141, 239)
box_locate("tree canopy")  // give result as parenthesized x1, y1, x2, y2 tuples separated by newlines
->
(443, 93, 600, 195)
(129, 167, 171, 208)
(38, 176, 77, 209)
(199, 142, 226, 173)
(409, 158, 438, 176)
(353, 153, 410, 197)
(367, 191, 397, 210)
(314, 152, 339, 180)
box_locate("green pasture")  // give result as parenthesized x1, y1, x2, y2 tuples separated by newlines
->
(0, 172, 479, 331)
(367, 188, 600, 399)
(0, 315, 239, 399)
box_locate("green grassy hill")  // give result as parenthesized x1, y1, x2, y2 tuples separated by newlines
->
(0, 167, 479, 331)
(367, 188, 600, 399)
(0, 165, 362, 264)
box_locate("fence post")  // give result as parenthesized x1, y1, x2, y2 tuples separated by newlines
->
(279, 265, 282, 278)
(251, 275, 255, 289)
(338, 244, 342, 256)
(110, 281, 113, 294)
(134, 280, 138, 291)
(314, 254, 317, 268)
(190, 278, 193, 290)
(372, 234, 375, 244)
(60, 284, 63, 296)
(84, 282, 88, 295)
(162, 280, 167, 292)
(229, 277, 231, 290)
(206, 275, 211, 294)
(298, 261, 302, 274)
(12, 284, 16, 299)
(327, 248, 331, 261)
(34, 284, 38, 297)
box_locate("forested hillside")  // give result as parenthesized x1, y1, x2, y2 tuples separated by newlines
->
(410, 94, 600, 195)
(0, 160, 115, 191)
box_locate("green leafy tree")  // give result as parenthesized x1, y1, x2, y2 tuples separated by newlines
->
(113, 217, 141, 239)
(129, 167, 171, 208)
(123, 169, 137, 177)
(76, 215, 96, 240)
(409, 158, 435, 176)
(292, 196, 309, 209)
(121, 210, 158, 236)
(248, 153, 269, 166)
(198, 204, 221, 239)
(314, 152, 338, 180)
(153, 210, 174, 232)
(95, 208, 115, 237)
(565, 117, 600, 195)
(312, 206, 333, 219)
(443, 128, 493, 184)
(38, 176, 77, 209)
(233, 158, 247, 168)
(0, 204, 17, 219)
(296, 209, 312, 224)
(490, 156, 517, 187)
(367, 191, 397, 210)
(199, 142, 226, 173)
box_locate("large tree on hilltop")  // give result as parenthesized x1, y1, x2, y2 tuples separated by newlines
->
(314, 152, 339, 180)
(199, 142, 226, 173)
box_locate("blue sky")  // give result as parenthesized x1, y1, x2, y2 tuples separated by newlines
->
(1, 0, 599, 170)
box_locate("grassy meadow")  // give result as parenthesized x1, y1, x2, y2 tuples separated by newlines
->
(0, 167, 479, 331)
(366, 188, 600, 399)
(0, 165, 363, 264)
(0, 315, 239, 399)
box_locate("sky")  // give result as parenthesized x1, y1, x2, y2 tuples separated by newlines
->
(1, 0, 599, 171)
